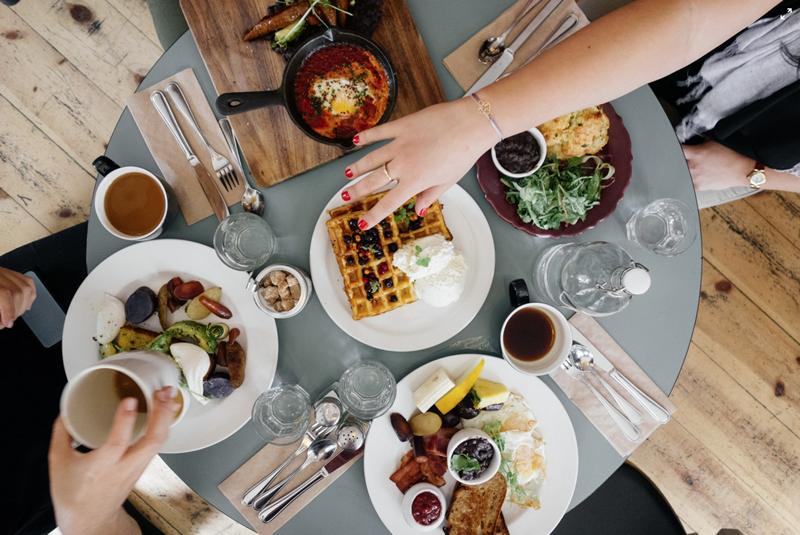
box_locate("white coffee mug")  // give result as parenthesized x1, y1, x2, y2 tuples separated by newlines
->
(92, 156, 177, 241)
(60, 350, 182, 449)
(500, 303, 572, 376)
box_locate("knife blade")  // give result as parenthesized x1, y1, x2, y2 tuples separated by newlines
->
(573, 329, 671, 424)
(258, 446, 363, 523)
(150, 91, 229, 222)
(466, 0, 564, 96)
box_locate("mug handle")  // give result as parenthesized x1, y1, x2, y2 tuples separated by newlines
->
(92, 156, 120, 178)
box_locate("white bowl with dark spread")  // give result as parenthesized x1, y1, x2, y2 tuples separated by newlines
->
(491, 127, 547, 178)
(446, 428, 501, 486)
(401, 482, 446, 532)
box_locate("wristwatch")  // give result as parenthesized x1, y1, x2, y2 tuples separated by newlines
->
(748, 162, 767, 189)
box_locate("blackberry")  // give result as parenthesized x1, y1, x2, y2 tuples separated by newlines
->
(389, 295, 398, 303)
(358, 257, 367, 265)
(408, 219, 422, 231)
(383, 231, 393, 239)
(384, 279, 393, 288)
(343, 235, 352, 244)
(388, 243, 398, 253)
(349, 219, 359, 231)
(347, 257, 355, 266)
(366, 292, 374, 301)
(374, 250, 384, 259)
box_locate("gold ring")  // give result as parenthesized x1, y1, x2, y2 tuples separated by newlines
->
(383, 162, 395, 183)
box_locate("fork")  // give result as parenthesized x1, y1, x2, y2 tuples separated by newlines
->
(561, 358, 640, 442)
(164, 82, 239, 192)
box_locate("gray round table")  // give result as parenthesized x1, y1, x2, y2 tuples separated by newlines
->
(88, 0, 701, 531)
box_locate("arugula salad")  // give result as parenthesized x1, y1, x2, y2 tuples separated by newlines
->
(501, 154, 615, 230)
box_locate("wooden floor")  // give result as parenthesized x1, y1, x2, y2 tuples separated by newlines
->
(3, 2, 799, 534)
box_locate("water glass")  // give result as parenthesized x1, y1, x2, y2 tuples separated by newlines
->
(213, 212, 276, 270)
(251, 384, 312, 445)
(337, 360, 397, 421)
(626, 198, 697, 256)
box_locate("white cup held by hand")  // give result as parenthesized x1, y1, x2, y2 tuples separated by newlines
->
(60, 350, 181, 449)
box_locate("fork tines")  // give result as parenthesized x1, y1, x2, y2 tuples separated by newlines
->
(216, 164, 239, 192)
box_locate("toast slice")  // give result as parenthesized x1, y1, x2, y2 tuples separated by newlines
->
(494, 513, 510, 535)
(444, 473, 507, 535)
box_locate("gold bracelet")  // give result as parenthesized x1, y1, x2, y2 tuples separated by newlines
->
(471, 93, 504, 141)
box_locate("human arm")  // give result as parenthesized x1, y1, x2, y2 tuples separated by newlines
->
(683, 140, 800, 194)
(0, 267, 36, 329)
(343, 0, 783, 227)
(49, 387, 179, 535)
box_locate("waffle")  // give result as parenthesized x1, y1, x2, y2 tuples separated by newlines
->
(326, 192, 453, 320)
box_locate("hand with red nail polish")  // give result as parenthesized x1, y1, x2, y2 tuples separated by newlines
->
(358, 219, 369, 230)
(345, 168, 354, 179)
(342, 191, 351, 201)
(419, 208, 428, 217)
(353, 135, 360, 145)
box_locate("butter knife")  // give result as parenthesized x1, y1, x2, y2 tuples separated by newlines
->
(466, 0, 564, 96)
(150, 91, 229, 222)
(258, 447, 362, 523)
(589, 346, 671, 424)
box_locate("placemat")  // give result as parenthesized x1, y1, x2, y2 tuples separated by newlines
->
(443, 0, 590, 92)
(125, 68, 244, 226)
(219, 416, 366, 533)
(551, 313, 677, 457)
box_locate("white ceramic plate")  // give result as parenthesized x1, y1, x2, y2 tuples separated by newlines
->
(62, 240, 278, 453)
(309, 179, 495, 352)
(364, 355, 578, 535)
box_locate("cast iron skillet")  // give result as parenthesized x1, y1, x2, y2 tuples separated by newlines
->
(216, 27, 398, 150)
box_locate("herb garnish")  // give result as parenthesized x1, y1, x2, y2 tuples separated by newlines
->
(369, 280, 380, 293)
(450, 453, 481, 474)
(393, 200, 416, 224)
(501, 154, 615, 230)
(484, 421, 529, 503)
(414, 245, 430, 267)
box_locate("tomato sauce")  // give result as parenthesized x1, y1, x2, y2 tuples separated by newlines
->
(294, 44, 389, 139)
(411, 491, 442, 526)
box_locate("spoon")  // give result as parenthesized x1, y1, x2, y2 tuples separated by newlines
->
(497, 14, 579, 80)
(218, 117, 266, 217)
(252, 439, 337, 510)
(571, 343, 643, 425)
(478, 0, 541, 64)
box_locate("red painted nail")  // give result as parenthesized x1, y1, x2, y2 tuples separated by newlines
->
(345, 168, 354, 178)
(358, 219, 368, 230)
(341, 190, 351, 201)
(353, 135, 360, 144)
(419, 208, 428, 217)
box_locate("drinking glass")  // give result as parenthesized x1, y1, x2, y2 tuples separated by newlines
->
(626, 198, 697, 256)
(213, 212, 276, 270)
(251, 384, 312, 445)
(337, 360, 397, 421)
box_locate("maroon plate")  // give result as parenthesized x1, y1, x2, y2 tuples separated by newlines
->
(476, 103, 633, 238)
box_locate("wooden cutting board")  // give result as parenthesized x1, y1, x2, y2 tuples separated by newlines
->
(180, 0, 446, 188)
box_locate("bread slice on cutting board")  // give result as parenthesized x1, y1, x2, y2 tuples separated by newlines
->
(444, 473, 507, 535)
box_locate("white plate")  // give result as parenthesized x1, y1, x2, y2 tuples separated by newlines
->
(364, 355, 578, 535)
(62, 240, 278, 453)
(309, 179, 495, 352)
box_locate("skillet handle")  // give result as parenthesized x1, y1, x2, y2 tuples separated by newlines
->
(216, 91, 284, 115)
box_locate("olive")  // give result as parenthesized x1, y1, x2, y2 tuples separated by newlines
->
(457, 396, 480, 419)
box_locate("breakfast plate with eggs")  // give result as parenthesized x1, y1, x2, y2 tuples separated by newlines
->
(364, 354, 578, 535)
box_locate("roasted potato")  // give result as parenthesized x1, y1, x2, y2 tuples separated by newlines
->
(225, 341, 246, 388)
(186, 287, 222, 320)
(410, 412, 442, 436)
(157, 285, 170, 331)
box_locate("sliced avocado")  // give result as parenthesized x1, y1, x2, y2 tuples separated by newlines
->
(145, 320, 217, 354)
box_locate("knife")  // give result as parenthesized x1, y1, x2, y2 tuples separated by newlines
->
(465, 0, 564, 96)
(258, 446, 363, 523)
(150, 91, 230, 222)
(587, 342, 671, 424)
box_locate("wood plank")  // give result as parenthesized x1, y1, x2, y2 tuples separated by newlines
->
(0, 95, 94, 233)
(0, 8, 122, 174)
(668, 344, 800, 528)
(0, 188, 50, 255)
(744, 191, 800, 251)
(105, 0, 162, 49)
(130, 455, 255, 535)
(692, 260, 800, 430)
(180, 0, 447, 188)
(701, 202, 800, 342)
(629, 404, 798, 535)
(10, 0, 162, 105)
